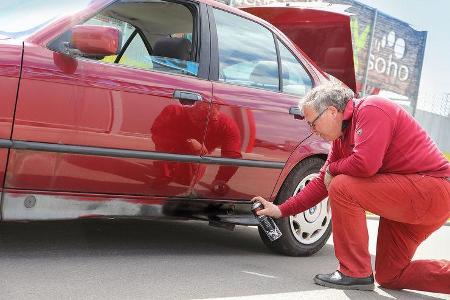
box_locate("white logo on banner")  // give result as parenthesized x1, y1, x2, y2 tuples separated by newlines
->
(368, 31, 409, 82)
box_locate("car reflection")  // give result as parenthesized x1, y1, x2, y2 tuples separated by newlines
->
(151, 100, 242, 194)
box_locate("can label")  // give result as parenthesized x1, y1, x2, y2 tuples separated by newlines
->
(251, 201, 282, 241)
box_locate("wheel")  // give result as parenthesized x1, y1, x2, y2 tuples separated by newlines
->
(259, 157, 332, 256)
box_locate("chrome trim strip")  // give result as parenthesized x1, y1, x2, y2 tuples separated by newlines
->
(13, 140, 204, 163)
(201, 156, 284, 169)
(0, 139, 285, 169)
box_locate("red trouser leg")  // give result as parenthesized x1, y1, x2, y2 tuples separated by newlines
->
(375, 219, 450, 293)
(328, 174, 450, 293)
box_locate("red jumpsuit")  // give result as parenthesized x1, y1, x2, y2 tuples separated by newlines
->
(279, 96, 450, 293)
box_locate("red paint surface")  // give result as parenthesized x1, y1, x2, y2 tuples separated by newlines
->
(0, 0, 351, 219)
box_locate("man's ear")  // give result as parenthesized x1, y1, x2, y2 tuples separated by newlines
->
(328, 106, 339, 117)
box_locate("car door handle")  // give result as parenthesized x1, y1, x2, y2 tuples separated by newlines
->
(173, 90, 202, 105)
(289, 106, 304, 120)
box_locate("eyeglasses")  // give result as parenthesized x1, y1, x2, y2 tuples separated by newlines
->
(307, 108, 328, 130)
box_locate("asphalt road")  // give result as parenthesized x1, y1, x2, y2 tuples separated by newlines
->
(0, 218, 448, 300)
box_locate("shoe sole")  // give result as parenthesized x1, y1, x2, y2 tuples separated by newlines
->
(314, 277, 375, 291)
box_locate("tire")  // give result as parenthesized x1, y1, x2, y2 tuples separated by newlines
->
(259, 157, 332, 256)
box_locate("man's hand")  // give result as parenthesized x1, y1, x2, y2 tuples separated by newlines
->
(251, 196, 282, 219)
(187, 139, 208, 155)
(210, 179, 229, 195)
(324, 165, 334, 190)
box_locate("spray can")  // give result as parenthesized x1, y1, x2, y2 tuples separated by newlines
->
(251, 201, 282, 241)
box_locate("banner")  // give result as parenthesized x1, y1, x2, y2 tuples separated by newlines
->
(328, 0, 427, 99)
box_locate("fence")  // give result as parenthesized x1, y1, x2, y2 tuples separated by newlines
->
(414, 110, 450, 156)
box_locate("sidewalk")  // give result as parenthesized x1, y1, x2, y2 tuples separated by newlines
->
(199, 218, 450, 300)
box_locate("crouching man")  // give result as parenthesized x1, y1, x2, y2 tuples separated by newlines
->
(252, 82, 450, 293)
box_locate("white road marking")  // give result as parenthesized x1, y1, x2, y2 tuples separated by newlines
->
(241, 271, 277, 279)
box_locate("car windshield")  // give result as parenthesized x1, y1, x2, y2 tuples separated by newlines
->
(0, 0, 94, 40)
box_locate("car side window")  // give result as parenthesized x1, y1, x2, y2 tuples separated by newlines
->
(213, 8, 279, 92)
(117, 29, 154, 70)
(50, 0, 199, 77)
(278, 40, 313, 97)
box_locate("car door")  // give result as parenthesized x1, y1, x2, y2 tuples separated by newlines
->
(0, 41, 22, 198)
(3, 0, 213, 220)
(190, 7, 315, 201)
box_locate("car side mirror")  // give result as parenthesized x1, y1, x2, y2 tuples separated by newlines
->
(68, 25, 121, 58)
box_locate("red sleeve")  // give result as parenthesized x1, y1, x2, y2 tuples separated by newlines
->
(214, 114, 242, 182)
(328, 106, 393, 177)
(278, 141, 339, 217)
(151, 105, 185, 149)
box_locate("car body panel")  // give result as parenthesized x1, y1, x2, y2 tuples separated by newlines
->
(0, 149, 8, 192)
(7, 40, 212, 198)
(1, 189, 258, 225)
(0, 0, 354, 223)
(0, 40, 23, 190)
(192, 82, 312, 201)
(0, 41, 22, 139)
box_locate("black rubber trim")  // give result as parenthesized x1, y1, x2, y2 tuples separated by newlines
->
(197, 2, 211, 80)
(137, 29, 153, 56)
(114, 29, 138, 64)
(206, 5, 219, 81)
(201, 156, 284, 169)
(0, 139, 284, 169)
(0, 139, 12, 148)
(274, 34, 282, 92)
(13, 141, 204, 163)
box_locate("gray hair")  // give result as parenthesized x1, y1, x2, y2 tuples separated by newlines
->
(301, 82, 354, 113)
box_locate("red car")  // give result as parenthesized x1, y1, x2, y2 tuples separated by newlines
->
(0, 0, 355, 256)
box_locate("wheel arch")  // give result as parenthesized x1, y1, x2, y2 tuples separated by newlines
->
(269, 137, 329, 203)
(262, 155, 332, 256)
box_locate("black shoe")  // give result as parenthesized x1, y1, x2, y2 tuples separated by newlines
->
(314, 270, 375, 291)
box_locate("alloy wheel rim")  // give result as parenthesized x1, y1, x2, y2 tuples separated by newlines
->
(289, 173, 331, 245)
